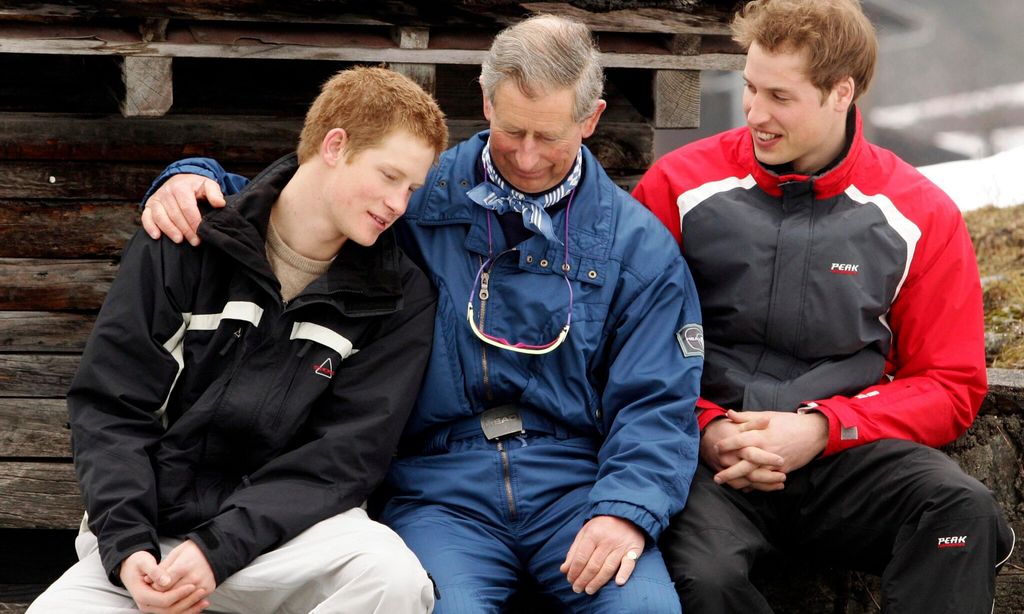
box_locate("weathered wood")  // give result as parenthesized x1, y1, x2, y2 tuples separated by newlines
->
(0, 113, 300, 162)
(0, 259, 116, 311)
(0, 355, 80, 398)
(0, 399, 70, 458)
(0, 463, 82, 529)
(0, 312, 95, 353)
(585, 122, 654, 173)
(522, 2, 734, 34)
(654, 35, 702, 128)
(390, 27, 436, 95)
(0, 201, 137, 259)
(654, 70, 702, 128)
(0, 26, 745, 71)
(119, 55, 174, 117)
(0, 161, 176, 200)
(0, 1, 736, 31)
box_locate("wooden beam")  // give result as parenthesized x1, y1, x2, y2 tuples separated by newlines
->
(0, 312, 95, 352)
(522, 2, 734, 34)
(0, 462, 82, 529)
(0, 355, 80, 398)
(0, 1, 736, 32)
(0, 201, 138, 259)
(0, 399, 70, 458)
(0, 26, 746, 71)
(0, 259, 116, 311)
(0, 113, 300, 163)
(0, 161, 216, 200)
(654, 35, 702, 129)
(390, 26, 436, 95)
(120, 55, 174, 117)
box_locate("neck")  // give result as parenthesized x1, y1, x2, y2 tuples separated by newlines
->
(272, 163, 346, 261)
(795, 109, 853, 175)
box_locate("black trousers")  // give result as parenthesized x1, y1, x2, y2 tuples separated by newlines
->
(660, 439, 1014, 614)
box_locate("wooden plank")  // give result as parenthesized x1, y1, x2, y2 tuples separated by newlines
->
(0, 160, 176, 200)
(120, 55, 174, 117)
(0, 312, 95, 353)
(0, 31, 746, 71)
(0, 462, 82, 529)
(0, 201, 137, 259)
(0, 399, 70, 458)
(0, 1, 734, 31)
(0, 355, 80, 398)
(0, 113, 300, 162)
(522, 3, 734, 35)
(0, 259, 116, 311)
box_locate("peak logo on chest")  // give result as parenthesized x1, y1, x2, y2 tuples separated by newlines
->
(830, 262, 860, 275)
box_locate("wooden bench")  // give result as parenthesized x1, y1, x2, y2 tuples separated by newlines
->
(2, 366, 1022, 611)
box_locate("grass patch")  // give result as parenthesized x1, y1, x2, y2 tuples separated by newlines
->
(964, 204, 1024, 368)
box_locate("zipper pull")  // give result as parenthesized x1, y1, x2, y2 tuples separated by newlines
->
(479, 271, 490, 301)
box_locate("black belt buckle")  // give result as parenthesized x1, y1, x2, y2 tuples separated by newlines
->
(480, 405, 525, 441)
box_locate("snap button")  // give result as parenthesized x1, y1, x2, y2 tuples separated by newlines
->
(438, 179, 447, 187)
(526, 255, 534, 264)
(539, 259, 549, 268)
(587, 270, 598, 279)
(459, 179, 470, 188)
(561, 263, 571, 272)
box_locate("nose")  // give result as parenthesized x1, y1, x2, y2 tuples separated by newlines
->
(384, 187, 410, 218)
(513, 137, 540, 171)
(744, 92, 768, 126)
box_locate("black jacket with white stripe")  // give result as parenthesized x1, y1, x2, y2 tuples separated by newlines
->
(68, 154, 436, 585)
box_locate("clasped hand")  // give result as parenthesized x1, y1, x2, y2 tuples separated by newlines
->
(701, 409, 828, 491)
(119, 540, 215, 614)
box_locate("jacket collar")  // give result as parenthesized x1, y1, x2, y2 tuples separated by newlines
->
(410, 131, 615, 272)
(198, 154, 405, 311)
(741, 106, 865, 200)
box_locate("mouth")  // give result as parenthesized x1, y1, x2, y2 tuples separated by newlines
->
(752, 129, 781, 145)
(369, 213, 389, 230)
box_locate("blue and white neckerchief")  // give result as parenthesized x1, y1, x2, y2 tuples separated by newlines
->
(465, 141, 583, 245)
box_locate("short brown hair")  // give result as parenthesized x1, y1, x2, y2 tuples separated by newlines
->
(731, 0, 877, 101)
(480, 14, 604, 123)
(297, 66, 448, 164)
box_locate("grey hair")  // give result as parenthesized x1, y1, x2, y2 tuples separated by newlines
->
(480, 14, 604, 123)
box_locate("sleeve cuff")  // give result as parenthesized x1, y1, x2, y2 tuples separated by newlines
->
(589, 500, 664, 541)
(697, 407, 727, 432)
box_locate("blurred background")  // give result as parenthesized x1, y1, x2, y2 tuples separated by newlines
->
(657, 0, 1024, 210)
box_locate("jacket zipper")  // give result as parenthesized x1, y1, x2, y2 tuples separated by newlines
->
(496, 439, 517, 519)
(478, 259, 493, 402)
(478, 257, 513, 517)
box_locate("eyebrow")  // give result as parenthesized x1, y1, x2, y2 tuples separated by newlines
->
(744, 76, 794, 96)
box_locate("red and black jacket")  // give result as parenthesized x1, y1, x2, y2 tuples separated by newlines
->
(633, 109, 986, 456)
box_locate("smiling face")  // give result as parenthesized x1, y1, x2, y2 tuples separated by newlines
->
(321, 128, 435, 247)
(742, 42, 854, 174)
(482, 80, 604, 194)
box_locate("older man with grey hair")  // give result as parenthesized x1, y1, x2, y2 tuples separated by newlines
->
(139, 15, 702, 612)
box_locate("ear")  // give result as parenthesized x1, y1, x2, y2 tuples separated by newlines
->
(832, 76, 855, 113)
(321, 128, 349, 166)
(579, 99, 607, 139)
(481, 84, 494, 122)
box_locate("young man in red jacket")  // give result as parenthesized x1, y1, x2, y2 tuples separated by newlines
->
(633, 0, 1013, 612)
